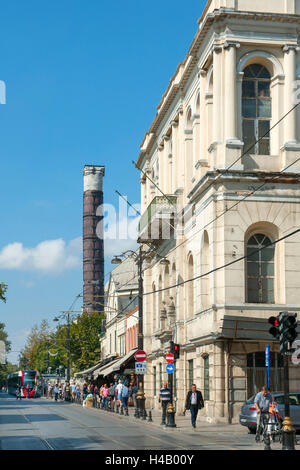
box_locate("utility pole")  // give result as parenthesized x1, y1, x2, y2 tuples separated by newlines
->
(136, 246, 146, 418)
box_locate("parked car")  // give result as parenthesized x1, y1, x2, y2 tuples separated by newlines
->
(239, 392, 300, 433)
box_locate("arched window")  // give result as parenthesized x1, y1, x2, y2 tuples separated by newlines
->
(242, 64, 271, 155)
(246, 234, 275, 303)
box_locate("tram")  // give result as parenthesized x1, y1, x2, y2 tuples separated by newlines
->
(7, 370, 40, 397)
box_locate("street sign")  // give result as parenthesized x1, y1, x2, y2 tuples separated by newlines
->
(265, 344, 270, 389)
(135, 362, 147, 374)
(135, 350, 147, 362)
(166, 353, 174, 364)
(166, 363, 175, 374)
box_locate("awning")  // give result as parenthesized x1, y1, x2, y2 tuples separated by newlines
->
(74, 361, 106, 378)
(94, 348, 138, 378)
(219, 315, 299, 342)
(93, 358, 120, 379)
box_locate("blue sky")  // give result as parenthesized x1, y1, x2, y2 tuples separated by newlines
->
(0, 0, 207, 363)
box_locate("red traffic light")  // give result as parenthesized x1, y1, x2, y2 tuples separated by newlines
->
(268, 316, 279, 327)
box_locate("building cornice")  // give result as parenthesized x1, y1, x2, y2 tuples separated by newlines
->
(137, 9, 300, 168)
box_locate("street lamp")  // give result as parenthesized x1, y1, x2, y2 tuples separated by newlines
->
(111, 249, 170, 418)
(111, 248, 147, 418)
(53, 313, 71, 385)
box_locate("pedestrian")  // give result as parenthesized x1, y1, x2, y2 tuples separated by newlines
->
(254, 385, 273, 442)
(184, 384, 204, 428)
(267, 401, 282, 440)
(65, 382, 70, 401)
(121, 382, 129, 410)
(26, 383, 31, 399)
(101, 384, 109, 409)
(83, 383, 88, 400)
(76, 384, 81, 402)
(16, 384, 21, 400)
(115, 379, 123, 407)
(54, 383, 60, 402)
(158, 381, 171, 425)
(108, 382, 115, 409)
(71, 382, 77, 402)
(130, 381, 138, 408)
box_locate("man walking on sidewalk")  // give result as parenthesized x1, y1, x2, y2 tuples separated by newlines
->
(159, 381, 171, 425)
(185, 384, 204, 428)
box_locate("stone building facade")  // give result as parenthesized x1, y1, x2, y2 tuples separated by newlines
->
(136, 0, 300, 423)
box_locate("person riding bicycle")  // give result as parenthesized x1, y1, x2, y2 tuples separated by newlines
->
(267, 401, 282, 441)
(254, 385, 273, 442)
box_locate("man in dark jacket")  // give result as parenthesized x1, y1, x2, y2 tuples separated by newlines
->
(184, 384, 204, 428)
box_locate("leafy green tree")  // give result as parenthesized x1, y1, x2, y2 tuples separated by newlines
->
(18, 311, 105, 377)
(0, 283, 7, 303)
(69, 311, 104, 372)
(0, 321, 14, 387)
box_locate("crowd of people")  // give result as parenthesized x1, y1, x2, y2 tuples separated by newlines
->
(43, 378, 139, 411)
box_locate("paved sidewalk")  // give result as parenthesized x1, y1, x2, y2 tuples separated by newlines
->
(41, 397, 300, 450)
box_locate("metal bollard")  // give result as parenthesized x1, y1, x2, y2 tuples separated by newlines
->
(125, 407, 129, 416)
(148, 410, 153, 422)
(120, 405, 124, 415)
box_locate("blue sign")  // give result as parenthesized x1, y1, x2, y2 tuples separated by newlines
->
(265, 344, 270, 366)
(166, 363, 175, 374)
(265, 344, 270, 389)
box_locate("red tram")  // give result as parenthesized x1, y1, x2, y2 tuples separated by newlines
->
(7, 370, 39, 397)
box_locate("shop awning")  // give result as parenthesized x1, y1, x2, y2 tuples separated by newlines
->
(74, 362, 103, 378)
(219, 315, 299, 342)
(93, 358, 120, 379)
(94, 348, 138, 378)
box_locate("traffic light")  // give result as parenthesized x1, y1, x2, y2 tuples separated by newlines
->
(268, 316, 279, 339)
(170, 341, 180, 360)
(278, 311, 298, 355)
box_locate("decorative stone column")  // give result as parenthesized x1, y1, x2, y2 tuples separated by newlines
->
(223, 41, 243, 170)
(282, 45, 300, 171)
(163, 134, 170, 194)
(160, 302, 167, 331)
(211, 44, 223, 167)
(283, 45, 300, 147)
(167, 297, 176, 327)
(184, 129, 193, 193)
(158, 140, 165, 195)
(197, 68, 208, 172)
(140, 174, 147, 213)
(171, 120, 178, 194)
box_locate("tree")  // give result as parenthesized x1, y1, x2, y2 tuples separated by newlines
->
(0, 283, 7, 303)
(69, 311, 104, 372)
(0, 321, 15, 387)
(18, 320, 61, 372)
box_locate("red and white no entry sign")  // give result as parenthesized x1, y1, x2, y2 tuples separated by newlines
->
(135, 350, 147, 362)
(166, 353, 174, 363)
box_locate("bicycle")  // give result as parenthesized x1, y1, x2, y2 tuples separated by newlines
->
(255, 411, 283, 445)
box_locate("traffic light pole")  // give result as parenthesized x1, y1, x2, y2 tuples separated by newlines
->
(136, 247, 146, 419)
(166, 363, 176, 428)
(282, 354, 296, 450)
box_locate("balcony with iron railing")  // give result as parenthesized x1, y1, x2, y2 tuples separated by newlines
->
(138, 195, 177, 243)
